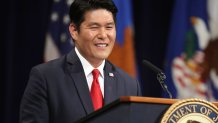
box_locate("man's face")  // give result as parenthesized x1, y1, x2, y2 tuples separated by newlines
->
(69, 9, 116, 67)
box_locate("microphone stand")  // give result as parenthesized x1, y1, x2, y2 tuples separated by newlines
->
(157, 72, 172, 99)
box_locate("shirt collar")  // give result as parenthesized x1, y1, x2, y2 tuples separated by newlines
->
(75, 47, 105, 78)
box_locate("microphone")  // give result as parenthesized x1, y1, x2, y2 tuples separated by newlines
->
(142, 60, 172, 99)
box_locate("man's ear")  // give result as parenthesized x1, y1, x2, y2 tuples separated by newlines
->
(69, 23, 78, 41)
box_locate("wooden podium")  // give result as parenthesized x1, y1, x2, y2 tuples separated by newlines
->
(75, 96, 218, 123)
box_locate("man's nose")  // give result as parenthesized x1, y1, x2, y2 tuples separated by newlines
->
(97, 28, 107, 40)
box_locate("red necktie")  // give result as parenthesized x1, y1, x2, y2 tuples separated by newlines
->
(90, 69, 103, 111)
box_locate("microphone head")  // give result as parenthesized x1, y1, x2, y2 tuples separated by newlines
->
(142, 60, 163, 74)
(142, 59, 172, 98)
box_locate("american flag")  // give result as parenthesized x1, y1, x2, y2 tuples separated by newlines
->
(44, 0, 74, 61)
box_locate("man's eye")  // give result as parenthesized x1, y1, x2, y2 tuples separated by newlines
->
(90, 26, 98, 29)
(106, 26, 113, 29)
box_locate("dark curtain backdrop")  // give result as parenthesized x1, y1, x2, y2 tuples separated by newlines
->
(133, 1, 174, 97)
(2, 0, 52, 122)
(1, 0, 173, 123)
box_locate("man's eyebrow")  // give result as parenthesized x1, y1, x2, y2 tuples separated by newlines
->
(87, 22, 115, 26)
(106, 22, 115, 25)
(88, 22, 101, 26)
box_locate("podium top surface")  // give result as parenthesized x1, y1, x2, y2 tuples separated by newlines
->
(119, 96, 218, 106)
(119, 96, 178, 104)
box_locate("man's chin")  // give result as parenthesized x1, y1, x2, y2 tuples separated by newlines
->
(96, 55, 109, 61)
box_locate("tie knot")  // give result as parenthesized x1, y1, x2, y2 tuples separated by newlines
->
(92, 69, 100, 78)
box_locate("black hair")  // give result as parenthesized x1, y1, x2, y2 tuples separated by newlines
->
(69, 0, 118, 31)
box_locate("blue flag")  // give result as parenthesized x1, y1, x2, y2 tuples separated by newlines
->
(165, 0, 218, 101)
(108, 0, 137, 77)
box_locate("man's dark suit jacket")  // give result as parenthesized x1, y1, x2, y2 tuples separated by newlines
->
(20, 49, 141, 123)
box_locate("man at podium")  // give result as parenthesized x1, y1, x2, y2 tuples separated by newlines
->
(19, 0, 141, 122)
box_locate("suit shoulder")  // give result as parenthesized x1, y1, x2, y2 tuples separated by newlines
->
(116, 67, 136, 80)
(32, 56, 66, 73)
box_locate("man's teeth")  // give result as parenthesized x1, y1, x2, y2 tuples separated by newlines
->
(96, 44, 107, 47)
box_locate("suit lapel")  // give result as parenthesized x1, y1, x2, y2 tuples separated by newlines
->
(66, 50, 94, 114)
(104, 61, 123, 105)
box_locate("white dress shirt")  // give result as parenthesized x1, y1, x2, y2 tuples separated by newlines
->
(75, 47, 105, 97)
